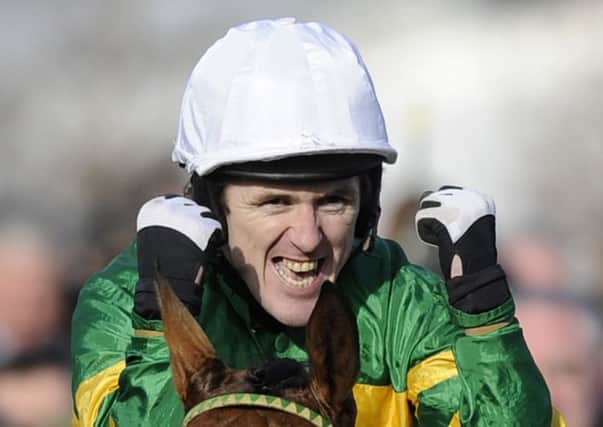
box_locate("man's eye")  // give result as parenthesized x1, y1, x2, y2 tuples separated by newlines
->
(319, 196, 349, 210)
(261, 197, 289, 206)
(323, 196, 345, 205)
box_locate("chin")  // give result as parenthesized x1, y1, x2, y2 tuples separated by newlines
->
(265, 298, 318, 327)
(276, 313, 311, 327)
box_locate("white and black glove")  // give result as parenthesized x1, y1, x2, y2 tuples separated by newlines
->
(415, 186, 511, 316)
(134, 195, 223, 320)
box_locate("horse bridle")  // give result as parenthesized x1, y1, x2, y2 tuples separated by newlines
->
(182, 392, 333, 427)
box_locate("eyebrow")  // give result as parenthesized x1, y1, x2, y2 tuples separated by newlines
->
(322, 179, 361, 198)
(250, 180, 360, 202)
(318, 188, 359, 204)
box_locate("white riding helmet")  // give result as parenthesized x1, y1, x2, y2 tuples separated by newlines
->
(172, 17, 397, 177)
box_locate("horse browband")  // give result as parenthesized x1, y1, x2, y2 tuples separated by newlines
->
(182, 392, 333, 427)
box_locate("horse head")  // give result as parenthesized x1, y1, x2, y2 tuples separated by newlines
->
(157, 277, 360, 426)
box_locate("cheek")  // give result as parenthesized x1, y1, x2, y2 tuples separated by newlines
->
(323, 212, 358, 258)
(225, 213, 282, 272)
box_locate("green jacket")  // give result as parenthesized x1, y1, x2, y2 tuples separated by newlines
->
(71, 237, 556, 426)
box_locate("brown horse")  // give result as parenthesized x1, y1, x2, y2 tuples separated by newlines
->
(157, 278, 360, 427)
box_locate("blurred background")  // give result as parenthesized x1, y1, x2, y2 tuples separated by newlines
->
(1, 1, 601, 426)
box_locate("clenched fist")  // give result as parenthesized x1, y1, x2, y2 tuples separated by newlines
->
(415, 186, 512, 324)
(134, 195, 223, 320)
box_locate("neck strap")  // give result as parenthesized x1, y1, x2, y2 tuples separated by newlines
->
(182, 392, 333, 427)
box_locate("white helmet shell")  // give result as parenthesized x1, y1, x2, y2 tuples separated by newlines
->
(172, 18, 397, 177)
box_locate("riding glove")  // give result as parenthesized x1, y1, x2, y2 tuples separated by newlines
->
(415, 186, 513, 327)
(134, 195, 223, 320)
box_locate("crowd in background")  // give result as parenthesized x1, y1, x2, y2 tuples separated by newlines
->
(1, 1, 602, 426)
(0, 164, 186, 426)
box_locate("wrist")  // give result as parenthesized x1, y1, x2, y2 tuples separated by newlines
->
(134, 276, 203, 320)
(445, 264, 515, 328)
(448, 297, 515, 329)
(465, 320, 511, 336)
(446, 264, 510, 313)
(132, 309, 165, 331)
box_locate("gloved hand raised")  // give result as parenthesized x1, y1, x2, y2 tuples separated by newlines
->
(134, 195, 223, 320)
(415, 186, 511, 318)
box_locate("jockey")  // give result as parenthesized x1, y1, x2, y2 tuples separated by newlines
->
(71, 18, 561, 426)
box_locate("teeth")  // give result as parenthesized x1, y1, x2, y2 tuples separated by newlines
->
(274, 262, 314, 288)
(282, 259, 318, 272)
(273, 258, 320, 288)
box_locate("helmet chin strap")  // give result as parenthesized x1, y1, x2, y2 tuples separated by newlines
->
(360, 201, 380, 253)
(361, 225, 377, 253)
(356, 165, 382, 253)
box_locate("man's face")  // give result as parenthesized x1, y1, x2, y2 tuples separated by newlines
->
(223, 177, 361, 326)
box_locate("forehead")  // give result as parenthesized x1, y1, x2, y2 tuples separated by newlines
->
(223, 176, 360, 198)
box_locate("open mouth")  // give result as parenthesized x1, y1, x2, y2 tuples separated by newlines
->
(272, 257, 324, 288)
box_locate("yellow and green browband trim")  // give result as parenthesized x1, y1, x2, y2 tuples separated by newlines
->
(182, 392, 332, 427)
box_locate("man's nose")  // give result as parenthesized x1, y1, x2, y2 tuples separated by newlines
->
(289, 205, 323, 253)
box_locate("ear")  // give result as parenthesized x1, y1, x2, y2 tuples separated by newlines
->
(156, 275, 223, 404)
(306, 282, 360, 417)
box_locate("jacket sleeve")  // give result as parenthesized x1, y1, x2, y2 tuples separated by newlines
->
(71, 242, 185, 427)
(107, 320, 184, 427)
(71, 243, 136, 426)
(390, 264, 560, 426)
